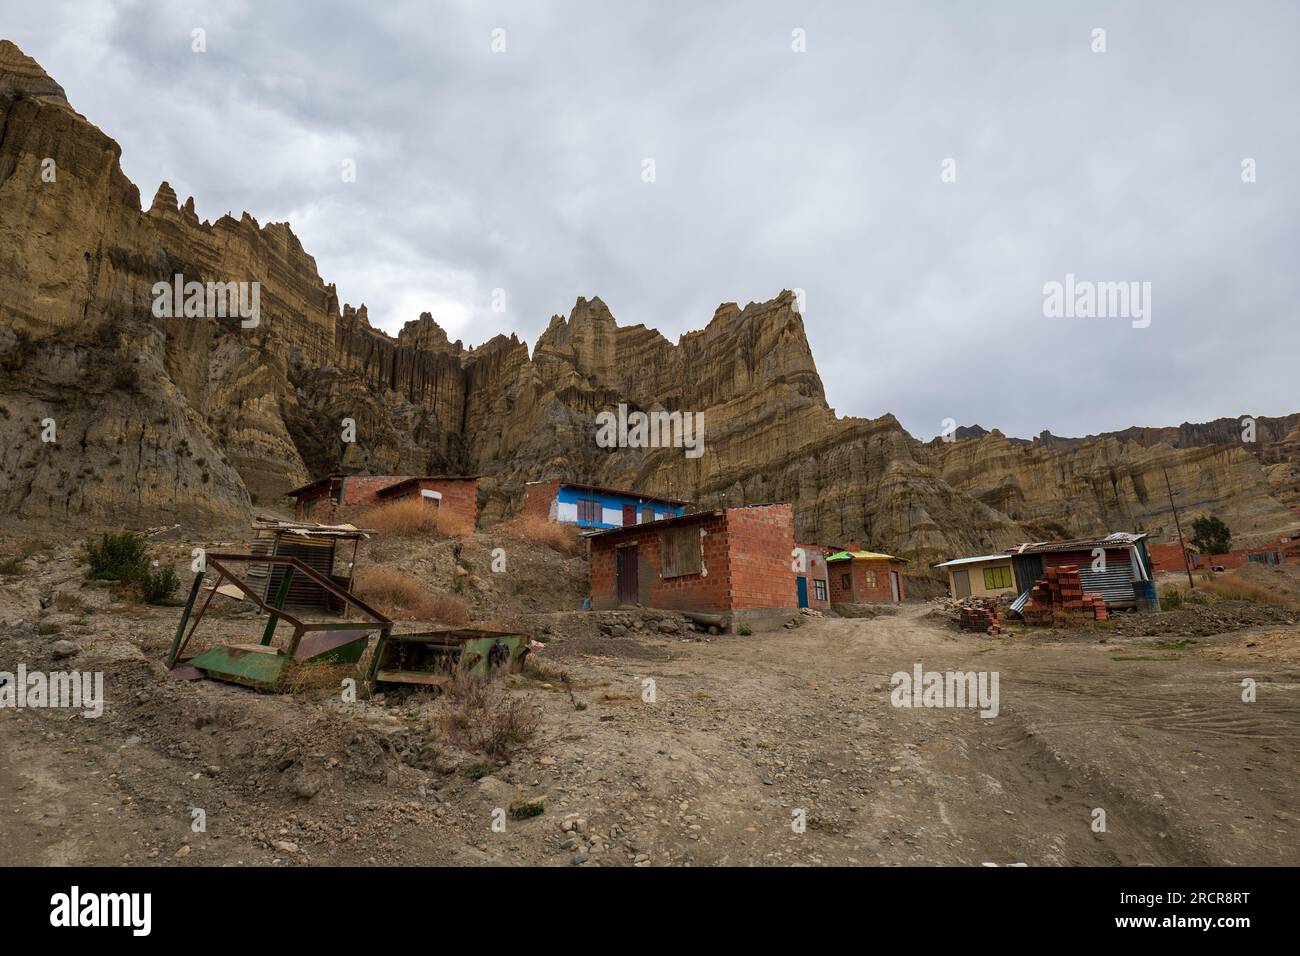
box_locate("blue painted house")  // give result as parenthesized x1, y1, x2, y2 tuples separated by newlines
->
(521, 479, 688, 530)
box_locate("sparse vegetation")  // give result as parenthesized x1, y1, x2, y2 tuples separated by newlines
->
(139, 566, 181, 604)
(495, 514, 583, 555)
(1190, 515, 1232, 555)
(53, 592, 86, 612)
(1159, 587, 1183, 611)
(462, 761, 500, 780)
(508, 798, 545, 819)
(1197, 574, 1300, 610)
(0, 556, 24, 576)
(357, 498, 473, 538)
(433, 671, 538, 759)
(352, 566, 470, 623)
(84, 531, 150, 582)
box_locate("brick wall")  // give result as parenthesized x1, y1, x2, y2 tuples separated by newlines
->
(828, 557, 906, 603)
(589, 504, 799, 618)
(589, 513, 731, 612)
(796, 543, 831, 610)
(1149, 543, 1196, 573)
(381, 478, 479, 527)
(521, 478, 561, 522)
(295, 475, 479, 526)
(725, 505, 797, 611)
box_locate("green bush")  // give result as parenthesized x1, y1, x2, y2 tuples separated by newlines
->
(1159, 588, 1183, 611)
(84, 532, 150, 582)
(140, 566, 181, 604)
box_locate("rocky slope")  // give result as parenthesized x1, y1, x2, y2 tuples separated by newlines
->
(1, 40, 1295, 559)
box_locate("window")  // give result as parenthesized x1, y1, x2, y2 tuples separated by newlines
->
(661, 526, 702, 578)
(983, 565, 1012, 589)
(577, 499, 601, 523)
(641, 505, 655, 523)
(841, 572, 852, 591)
(864, 570, 877, 587)
(813, 579, 827, 602)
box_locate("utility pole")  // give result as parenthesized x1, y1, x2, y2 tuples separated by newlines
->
(1163, 466, 1195, 589)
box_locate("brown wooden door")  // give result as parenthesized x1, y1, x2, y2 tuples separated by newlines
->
(952, 569, 970, 598)
(616, 546, 639, 605)
(622, 504, 637, 526)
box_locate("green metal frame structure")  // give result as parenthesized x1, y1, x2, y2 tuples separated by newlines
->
(166, 553, 533, 693)
(166, 553, 393, 691)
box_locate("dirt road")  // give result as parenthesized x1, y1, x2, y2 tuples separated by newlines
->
(3, 591, 1296, 867)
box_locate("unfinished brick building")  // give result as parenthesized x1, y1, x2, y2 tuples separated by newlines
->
(587, 503, 798, 629)
(827, 546, 907, 605)
(285, 474, 479, 527)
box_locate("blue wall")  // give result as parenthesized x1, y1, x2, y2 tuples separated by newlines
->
(555, 485, 685, 529)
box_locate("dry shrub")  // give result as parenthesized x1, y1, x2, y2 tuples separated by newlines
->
(496, 514, 583, 555)
(282, 660, 357, 698)
(435, 509, 475, 538)
(53, 592, 87, 612)
(357, 498, 472, 538)
(353, 567, 471, 623)
(1197, 575, 1300, 610)
(433, 671, 538, 759)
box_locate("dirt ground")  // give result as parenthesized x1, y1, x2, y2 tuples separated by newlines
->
(2, 532, 1298, 867)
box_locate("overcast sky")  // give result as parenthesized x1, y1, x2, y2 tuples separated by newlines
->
(5, 1, 1297, 439)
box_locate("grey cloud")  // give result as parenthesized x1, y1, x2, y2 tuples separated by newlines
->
(3, 0, 1296, 438)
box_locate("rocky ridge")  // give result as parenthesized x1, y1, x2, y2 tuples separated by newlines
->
(1, 40, 1296, 560)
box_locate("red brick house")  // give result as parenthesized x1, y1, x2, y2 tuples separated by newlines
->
(794, 543, 832, 610)
(285, 474, 479, 527)
(826, 547, 906, 604)
(587, 503, 798, 628)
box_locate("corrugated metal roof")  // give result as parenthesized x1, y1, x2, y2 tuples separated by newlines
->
(555, 481, 689, 506)
(252, 516, 371, 538)
(934, 554, 1012, 569)
(1013, 532, 1148, 555)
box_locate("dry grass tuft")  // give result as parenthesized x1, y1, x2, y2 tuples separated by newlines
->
(357, 498, 474, 538)
(432, 671, 538, 759)
(282, 659, 358, 698)
(1197, 574, 1300, 610)
(352, 567, 471, 623)
(495, 514, 583, 555)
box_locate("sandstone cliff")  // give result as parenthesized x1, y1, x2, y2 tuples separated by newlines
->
(1, 40, 1295, 560)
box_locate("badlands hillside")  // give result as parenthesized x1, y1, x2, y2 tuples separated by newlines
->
(1, 39, 1296, 562)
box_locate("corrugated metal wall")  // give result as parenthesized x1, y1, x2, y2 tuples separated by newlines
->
(251, 531, 338, 611)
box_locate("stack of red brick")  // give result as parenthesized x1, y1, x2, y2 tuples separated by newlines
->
(1021, 565, 1108, 624)
(959, 599, 1005, 634)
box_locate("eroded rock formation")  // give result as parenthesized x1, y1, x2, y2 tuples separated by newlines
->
(1, 40, 1295, 558)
